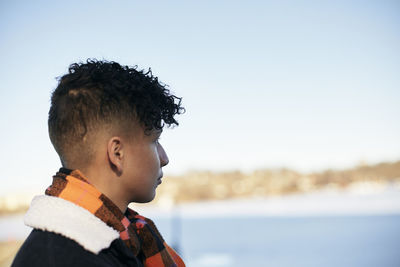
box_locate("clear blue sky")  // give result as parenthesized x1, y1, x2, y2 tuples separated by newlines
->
(0, 0, 399, 194)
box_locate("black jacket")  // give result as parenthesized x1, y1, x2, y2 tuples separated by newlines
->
(12, 229, 142, 267)
(11, 195, 143, 267)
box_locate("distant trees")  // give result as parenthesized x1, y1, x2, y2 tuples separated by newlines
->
(153, 161, 400, 204)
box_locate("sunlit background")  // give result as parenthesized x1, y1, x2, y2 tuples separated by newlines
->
(1, 1, 399, 266)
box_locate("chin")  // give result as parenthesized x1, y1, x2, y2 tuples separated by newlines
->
(135, 192, 156, 203)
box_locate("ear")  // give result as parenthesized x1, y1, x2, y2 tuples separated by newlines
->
(107, 137, 124, 176)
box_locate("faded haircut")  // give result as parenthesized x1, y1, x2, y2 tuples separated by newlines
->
(48, 59, 184, 167)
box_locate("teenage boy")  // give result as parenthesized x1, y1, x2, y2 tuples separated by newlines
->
(12, 60, 186, 267)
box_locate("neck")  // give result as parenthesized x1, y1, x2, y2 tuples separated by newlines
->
(80, 167, 128, 214)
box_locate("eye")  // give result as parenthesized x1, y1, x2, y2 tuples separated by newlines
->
(153, 130, 162, 144)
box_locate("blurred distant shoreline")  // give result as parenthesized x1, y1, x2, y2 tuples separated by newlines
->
(1, 160, 399, 216)
(152, 160, 400, 205)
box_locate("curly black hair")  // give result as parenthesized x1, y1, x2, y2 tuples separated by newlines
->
(48, 59, 184, 167)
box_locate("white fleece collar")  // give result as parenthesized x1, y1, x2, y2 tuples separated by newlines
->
(24, 195, 120, 254)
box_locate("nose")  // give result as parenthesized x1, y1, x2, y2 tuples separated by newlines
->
(158, 143, 169, 167)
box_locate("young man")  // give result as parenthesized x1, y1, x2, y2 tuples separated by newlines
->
(12, 60, 185, 267)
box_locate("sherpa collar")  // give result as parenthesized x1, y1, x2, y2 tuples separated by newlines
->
(24, 195, 120, 254)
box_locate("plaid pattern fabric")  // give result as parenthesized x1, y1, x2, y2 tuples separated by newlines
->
(45, 168, 185, 267)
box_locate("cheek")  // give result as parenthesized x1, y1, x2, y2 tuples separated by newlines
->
(127, 145, 160, 179)
(140, 147, 160, 174)
(149, 146, 161, 167)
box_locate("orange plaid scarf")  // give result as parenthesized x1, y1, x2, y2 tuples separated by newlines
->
(45, 168, 185, 267)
